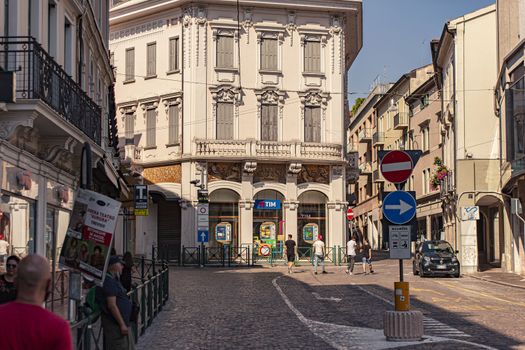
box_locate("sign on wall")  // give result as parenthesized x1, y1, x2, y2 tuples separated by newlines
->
(302, 223, 319, 244)
(461, 206, 480, 221)
(215, 222, 232, 243)
(254, 200, 281, 210)
(134, 185, 148, 216)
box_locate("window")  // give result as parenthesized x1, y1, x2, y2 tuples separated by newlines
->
(146, 42, 156, 77)
(217, 34, 234, 68)
(125, 112, 134, 145)
(168, 105, 180, 144)
(304, 40, 321, 73)
(261, 104, 278, 141)
(422, 169, 427, 195)
(169, 37, 179, 72)
(146, 109, 156, 147)
(125, 48, 135, 82)
(422, 126, 430, 151)
(216, 102, 234, 139)
(304, 106, 321, 142)
(261, 37, 278, 71)
(64, 20, 72, 75)
(48, 2, 57, 57)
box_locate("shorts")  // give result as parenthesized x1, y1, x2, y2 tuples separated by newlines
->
(362, 257, 371, 264)
(287, 254, 295, 262)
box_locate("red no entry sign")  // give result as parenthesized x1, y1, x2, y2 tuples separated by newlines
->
(347, 208, 354, 220)
(380, 150, 413, 184)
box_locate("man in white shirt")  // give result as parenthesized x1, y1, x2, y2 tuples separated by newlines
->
(345, 236, 357, 275)
(312, 235, 326, 275)
(0, 238, 9, 266)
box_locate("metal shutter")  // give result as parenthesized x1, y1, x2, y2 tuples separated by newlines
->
(168, 105, 179, 144)
(157, 200, 181, 261)
(217, 102, 233, 139)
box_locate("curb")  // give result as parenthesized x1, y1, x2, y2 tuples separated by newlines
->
(468, 274, 525, 290)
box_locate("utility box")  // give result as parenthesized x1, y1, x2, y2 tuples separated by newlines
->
(0, 71, 16, 103)
(511, 198, 522, 215)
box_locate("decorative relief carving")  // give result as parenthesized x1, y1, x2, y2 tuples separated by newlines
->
(243, 8, 253, 44)
(253, 164, 286, 184)
(142, 164, 182, 184)
(110, 19, 164, 41)
(298, 89, 330, 121)
(332, 165, 343, 177)
(288, 163, 302, 175)
(286, 12, 297, 46)
(255, 88, 285, 121)
(283, 200, 300, 211)
(243, 161, 257, 174)
(208, 162, 242, 182)
(239, 199, 254, 210)
(210, 86, 241, 134)
(39, 137, 77, 172)
(195, 7, 207, 67)
(297, 165, 330, 185)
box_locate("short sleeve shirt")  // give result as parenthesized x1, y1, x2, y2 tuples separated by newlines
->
(347, 240, 357, 256)
(103, 274, 132, 326)
(284, 240, 296, 256)
(312, 240, 325, 256)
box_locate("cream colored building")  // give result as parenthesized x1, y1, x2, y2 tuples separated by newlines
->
(109, 0, 363, 259)
(495, 0, 525, 274)
(0, 1, 121, 262)
(432, 4, 500, 274)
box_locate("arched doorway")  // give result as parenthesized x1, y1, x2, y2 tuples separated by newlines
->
(209, 189, 239, 247)
(297, 191, 328, 246)
(253, 189, 285, 254)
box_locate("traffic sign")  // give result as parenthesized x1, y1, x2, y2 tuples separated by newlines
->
(259, 244, 272, 257)
(380, 150, 413, 184)
(389, 226, 411, 259)
(197, 229, 209, 243)
(347, 208, 354, 221)
(382, 191, 416, 225)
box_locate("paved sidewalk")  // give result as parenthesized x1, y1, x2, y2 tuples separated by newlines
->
(469, 270, 525, 289)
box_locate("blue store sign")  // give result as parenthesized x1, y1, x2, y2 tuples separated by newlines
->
(255, 200, 281, 210)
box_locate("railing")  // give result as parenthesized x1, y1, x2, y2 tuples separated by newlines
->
(373, 169, 383, 182)
(194, 139, 343, 161)
(0, 37, 101, 144)
(358, 161, 372, 174)
(393, 112, 409, 129)
(70, 259, 169, 350)
(373, 131, 385, 145)
(358, 129, 372, 142)
(439, 171, 455, 197)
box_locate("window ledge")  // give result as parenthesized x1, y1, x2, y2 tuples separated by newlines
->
(302, 72, 325, 77)
(166, 143, 180, 148)
(215, 67, 238, 73)
(259, 69, 282, 75)
(144, 146, 157, 150)
(166, 69, 180, 75)
(144, 74, 157, 80)
(123, 79, 136, 84)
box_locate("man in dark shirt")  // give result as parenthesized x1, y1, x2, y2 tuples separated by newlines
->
(102, 255, 134, 350)
(284, 234, 297, 274)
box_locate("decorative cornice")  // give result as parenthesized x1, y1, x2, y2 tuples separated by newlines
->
(243, 161, 257, 174)
(288, 163, 302, 174)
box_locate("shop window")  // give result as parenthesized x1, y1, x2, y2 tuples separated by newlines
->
(209, 189, 239, 248)
(0, 192, 36, 257)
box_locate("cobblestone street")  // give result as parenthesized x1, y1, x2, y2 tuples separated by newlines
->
(136, 260, 525, 350)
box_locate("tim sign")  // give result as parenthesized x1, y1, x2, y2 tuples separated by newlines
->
(254, 200, 281, 210)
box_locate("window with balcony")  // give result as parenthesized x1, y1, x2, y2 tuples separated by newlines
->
(168, 105, 180, 145)
(304, 106, 321, 143)
(304, 39, 321, 73)
(216, 34, 234, 69)
(125, 112, 134, 145)
(168, 37, 179, 72)
(146, 42, 156, 78)
(261, 104, 278, 141)
(145, 109, 156, 148)
(261, 37, 278, 71)
(125, 47, 135, 82)
(217, 102, 234, 139)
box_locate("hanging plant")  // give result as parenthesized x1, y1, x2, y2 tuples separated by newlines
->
(430, 157, 449, 190)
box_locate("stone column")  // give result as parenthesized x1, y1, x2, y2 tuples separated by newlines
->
(426, 215, 432, 240)
(283, 201, 299, 241)
(179, 199, 196, 247)
(239, 200, 254, 246)
(327, 201, 345, 248)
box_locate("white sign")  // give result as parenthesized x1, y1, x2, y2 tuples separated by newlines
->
(197, 203, 209, 229)
(461, 206, 479, 221)
(389, 225, 411, 259)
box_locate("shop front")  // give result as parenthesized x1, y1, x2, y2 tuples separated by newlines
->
(252, 190, 284, 256)
(297, 191, 327, 247)
(209, 189, 239, 247)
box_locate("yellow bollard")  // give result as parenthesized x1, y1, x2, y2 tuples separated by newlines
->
(394, 282, 410, 311)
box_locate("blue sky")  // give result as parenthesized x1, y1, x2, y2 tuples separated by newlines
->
(348, 0, 495, 107)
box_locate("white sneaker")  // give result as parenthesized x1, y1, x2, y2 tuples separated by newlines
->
(349, 272, 353, 275)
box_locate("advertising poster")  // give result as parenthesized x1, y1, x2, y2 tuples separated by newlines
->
(260, 222, 276, 240)
(215, 222, 232, 243)
(303, 223, 319, 244)
(59, 189, 121, 283)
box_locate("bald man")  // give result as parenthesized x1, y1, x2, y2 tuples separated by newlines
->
(0, 254, 72, 350)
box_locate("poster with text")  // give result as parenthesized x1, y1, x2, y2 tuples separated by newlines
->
(59, 189, 121, 283)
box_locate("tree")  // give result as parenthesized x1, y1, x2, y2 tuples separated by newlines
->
(351, 98, 365, 116)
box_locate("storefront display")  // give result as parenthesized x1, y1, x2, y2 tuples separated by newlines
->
(253, 190, 284, 254)
(215, 222, 232, 244)
(0, 192, 36, 257)
(302, 223, 319, 244)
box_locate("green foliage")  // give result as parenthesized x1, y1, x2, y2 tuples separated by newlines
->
(351, 98, 365, 116)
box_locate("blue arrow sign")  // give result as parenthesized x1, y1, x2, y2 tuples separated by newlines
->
(382, 191, 417, 225)
(197, 229, 209, 243)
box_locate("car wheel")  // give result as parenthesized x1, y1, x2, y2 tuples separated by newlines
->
(419, 264, 427, 278)
(412, 261, 419, 275)
(454, 267, 460, 278)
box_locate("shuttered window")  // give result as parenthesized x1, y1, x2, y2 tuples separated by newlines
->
(217, 35, 234, 68)
(261, 37, 278, 71)
(146, 109, 156, 147)
(169, 37, 179, 71)
(304, 40, 321, 73)
(125, 112, 134, 145)
(147, 42, 156, 76)
(168, 105, 180, 144)
(216, 102, 234, 139)
(304, 107, 321, 142)
(261, 104, 278, 141)
(125, 47, 135, 81)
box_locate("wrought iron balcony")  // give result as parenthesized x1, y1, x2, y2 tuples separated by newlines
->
(373, 131, 385, 145)
(0, 37, 101, 144)
(393, 112, 409, 130)
(358, 161, 372, 175)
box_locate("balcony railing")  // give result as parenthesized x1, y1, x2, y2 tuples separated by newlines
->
(194, 139, 343, 161)
(358, 128, 372, 142)
(373, 131, 385, 145)
(0, 37, 101, 144)
(394, 112, 409, 130)
(439, 171, 455, 197)
(358, 161, 372, 175)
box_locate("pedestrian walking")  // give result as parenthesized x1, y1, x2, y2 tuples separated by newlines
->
(312, 235, 326, 275)
(0, 254, 73, 350)
(0, 255, 20, 304)
(345, 236, 357, 275)
(361, 239, 373, 275)
(101, 255, 135, 350)
(284, 234, 297, 274)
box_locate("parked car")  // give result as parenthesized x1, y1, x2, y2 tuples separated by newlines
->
(413, 240, 460, 278)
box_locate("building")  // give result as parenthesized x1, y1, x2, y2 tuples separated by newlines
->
(495, 0, 525, 274)
(0, 0, 122, 265)
(431, 4, 500, 274)
(109, 0, 363, 258)
(406, 74, 443, 241)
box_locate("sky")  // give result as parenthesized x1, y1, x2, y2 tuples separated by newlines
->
(348, 0, 496, 107)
